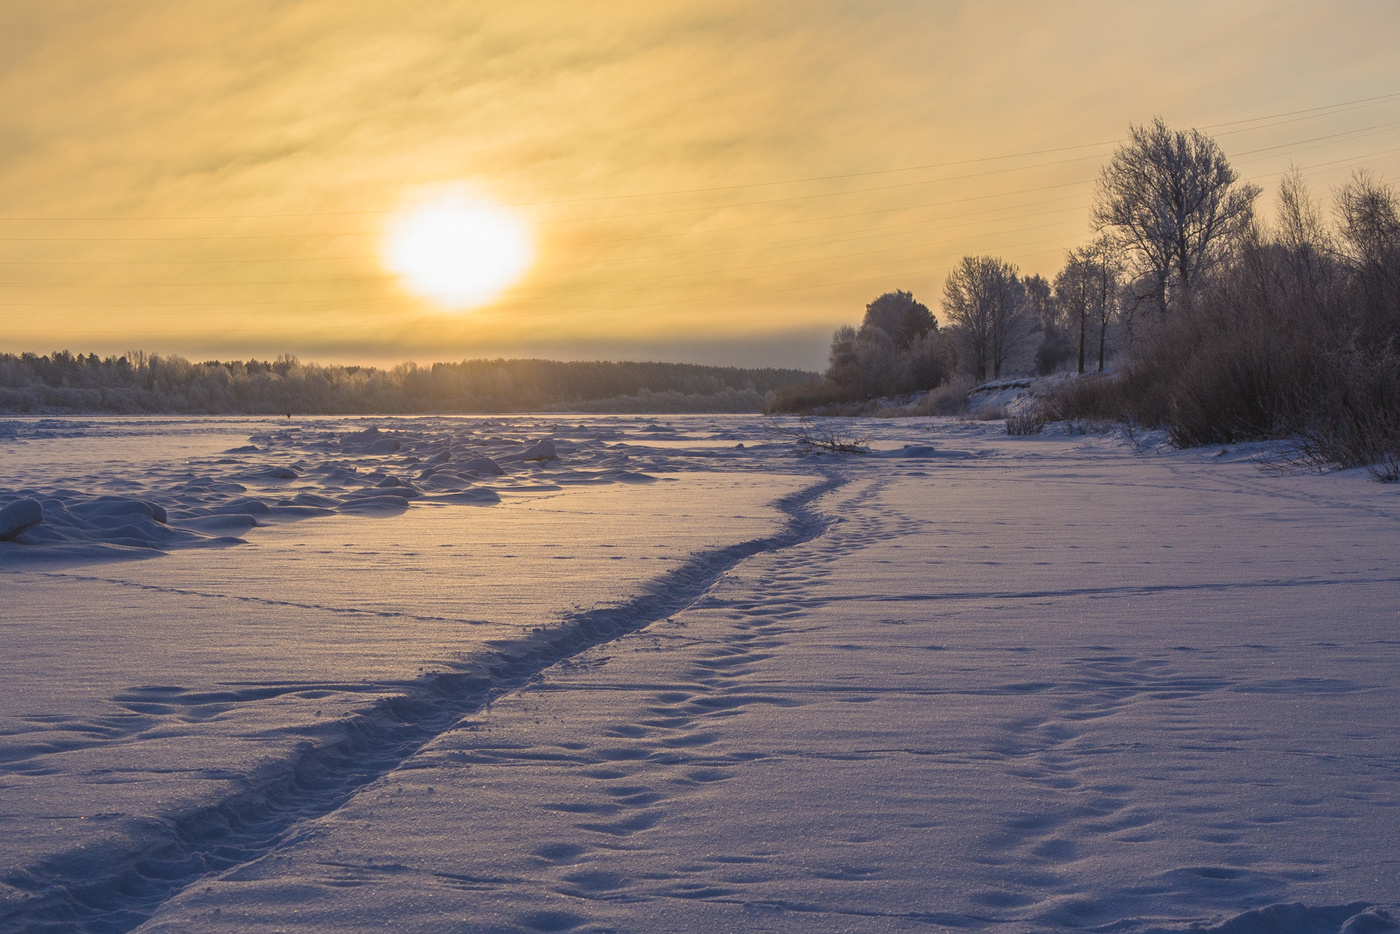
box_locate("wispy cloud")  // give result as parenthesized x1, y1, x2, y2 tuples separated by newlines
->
(1, 0, 1397, 365)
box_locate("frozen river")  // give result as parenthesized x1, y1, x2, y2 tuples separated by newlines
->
(1, 415, 1397, 933)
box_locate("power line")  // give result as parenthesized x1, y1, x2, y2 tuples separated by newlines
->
(1203, 92, 1400, 132)
(1232, 120, 1400, 158)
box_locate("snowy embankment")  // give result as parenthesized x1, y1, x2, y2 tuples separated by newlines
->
(2, 416, 1399, 933)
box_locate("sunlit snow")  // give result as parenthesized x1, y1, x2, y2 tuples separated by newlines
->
(0, 415, 1397, 933)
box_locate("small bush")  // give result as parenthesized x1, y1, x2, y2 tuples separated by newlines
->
(969, 404, 1005, 421)
(912, 375, 974, 416)
(1293, 347, 1400, 480)
(767, 418, 871, 454)
(766, 378, 848, 414)
(1041, 373, 1124, 422)
(1062, 417, 1116, 435)
(1006, 409, 1046, 435)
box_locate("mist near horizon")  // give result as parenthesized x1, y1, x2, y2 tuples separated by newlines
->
(20, 332, 836, 375)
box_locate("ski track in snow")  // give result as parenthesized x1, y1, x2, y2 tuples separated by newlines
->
(0, 488, 842, 930)
(2, 415, 1399, 933)
(0, 415, 845, 934)
(135, 464, 1400, 933)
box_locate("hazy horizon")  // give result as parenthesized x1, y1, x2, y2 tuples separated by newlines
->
(3, 1, 1399, 369)
(2, 333, 833, 373)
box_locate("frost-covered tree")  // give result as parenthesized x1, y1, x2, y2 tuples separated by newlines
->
(1335, 170, 1400, 343)
(825, 324, 865, 390)
(1023, 274, 1055, 332)
(860, 289, 936, 349)
(1092, 118, 1259, 316)
(942, 256, 1029, 381)
(823, 292, 950, 400)
(1024, 273, 1071, 375)
(1054, 238, 1122, 374)
(1267, 167, 1338, 303)
(827, 324, 900, 399)
(1337, 170, 1400, 269)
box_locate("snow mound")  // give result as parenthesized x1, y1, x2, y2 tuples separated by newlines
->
(4, 416, 787, 566)
(340, 426, 381, 444)
(459, 456, 505, 476)
(68, 496, 168, 524)
(245, 465, 298, 480)
(522, 439, 557, 461)
(875, 443, 976, 460)
(431, 488, 502, 505)
(341, 426, 402, 453)
(967, 376, 1038, 415)
(1163, 902, 1399, 934)
(0, 498, 43, 540)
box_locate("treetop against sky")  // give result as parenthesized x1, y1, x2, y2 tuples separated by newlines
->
(1, 0, 1397, 368)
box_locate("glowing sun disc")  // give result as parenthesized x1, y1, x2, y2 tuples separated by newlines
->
(384, 193, 532, 309)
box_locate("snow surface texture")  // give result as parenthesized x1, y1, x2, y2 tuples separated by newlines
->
(1, 415, 1398, 933)
(0, 418, 722, 565)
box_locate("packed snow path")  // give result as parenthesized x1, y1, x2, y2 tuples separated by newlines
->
(2, 416, 1399, 933)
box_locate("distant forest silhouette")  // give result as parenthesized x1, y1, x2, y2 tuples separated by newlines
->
(0, 352, 815, 415)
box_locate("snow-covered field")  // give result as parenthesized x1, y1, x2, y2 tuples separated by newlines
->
(1, 415, 1397, 933)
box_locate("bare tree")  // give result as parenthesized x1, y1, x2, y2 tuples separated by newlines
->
(1336, 170, 1400, 267)
(989, 268, 1030, 379)
(1022, 274, 1055, 332)
(1277, 167, 1333, 256)
(1025, 272, 1073, 375)
(826, 324, 862, 388)
(942, 258, 992, 381)
(1092, 118, 1259, 316)
(942, 256, 1029, 381)
(1271, 166, 1336, 300)
(1335, 170, 1400, 343)
(1054, 237, 1123, 375)
(1090, 245, 1123, 373)
(1054, 253, 1091, 375)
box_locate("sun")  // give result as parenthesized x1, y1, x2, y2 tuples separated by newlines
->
(383, 191, 532, 310)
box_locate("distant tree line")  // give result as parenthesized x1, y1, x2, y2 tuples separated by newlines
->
(0, 353, 816, 415)
(771, 117, 1400, 476)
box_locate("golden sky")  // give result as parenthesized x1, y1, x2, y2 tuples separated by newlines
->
(2, 0, 1398, 369)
